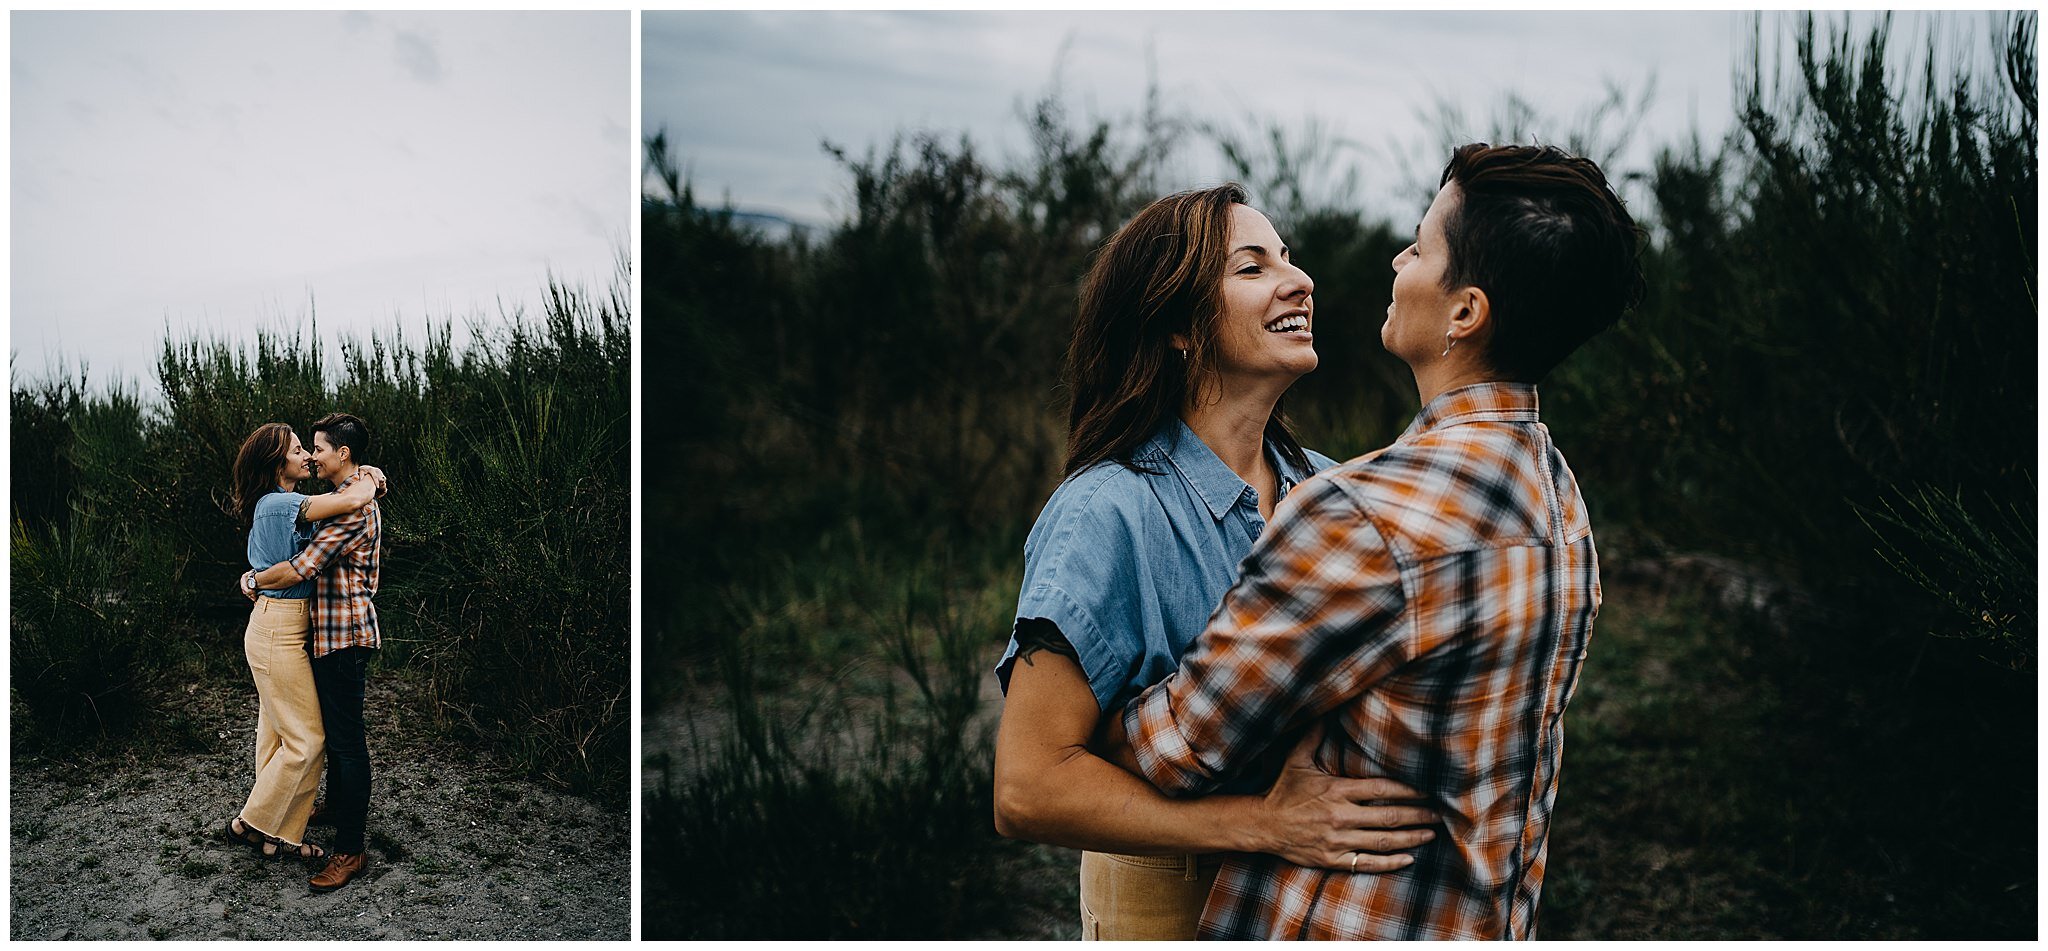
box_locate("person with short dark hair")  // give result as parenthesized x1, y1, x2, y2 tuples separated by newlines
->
(1100, 143, 1646, 939)
(244, 411, 385, 894)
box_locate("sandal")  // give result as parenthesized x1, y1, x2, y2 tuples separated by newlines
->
(220, 817, 265, 851)
(260, 838, 328, 864)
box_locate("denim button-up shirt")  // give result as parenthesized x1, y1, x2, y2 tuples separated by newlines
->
(996, 418, 1336, 720)
(249, 488, 314, 599)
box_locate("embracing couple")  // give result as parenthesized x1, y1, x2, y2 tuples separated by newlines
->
(994, 144, 1646, 939)
(220, 413, 384, 894)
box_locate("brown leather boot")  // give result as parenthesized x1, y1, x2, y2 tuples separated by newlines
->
(309, 852, 367, 893)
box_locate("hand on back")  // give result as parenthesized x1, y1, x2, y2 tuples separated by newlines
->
(1255, 721, 1441, 872)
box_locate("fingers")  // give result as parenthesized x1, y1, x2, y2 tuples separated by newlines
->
(1332, 776, 1430, 803)
(1348, 851, 1416, 873)
(1340, 826, 1436, 854)
(1299, 827, 1437, 872)
(1348, 804, 1440, 829)
(1308, 850, 1416, 874)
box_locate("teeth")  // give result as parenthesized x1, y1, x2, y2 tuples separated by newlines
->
(1266, 315, 1308, 333)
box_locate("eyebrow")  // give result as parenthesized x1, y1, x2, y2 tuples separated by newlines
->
(1231, 243, 1290, 258)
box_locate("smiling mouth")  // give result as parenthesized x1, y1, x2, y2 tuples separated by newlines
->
(1264, 312, 1310, 334)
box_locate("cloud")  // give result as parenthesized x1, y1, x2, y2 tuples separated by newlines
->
(573, 201, 612, 243)
(392, 29, 442, 84)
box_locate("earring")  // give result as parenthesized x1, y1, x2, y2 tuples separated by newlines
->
(1441, 332, 1457, 357)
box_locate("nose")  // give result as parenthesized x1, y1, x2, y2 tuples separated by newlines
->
(1391, 244, 1414, 272)
(1280, 259, 1314, 300)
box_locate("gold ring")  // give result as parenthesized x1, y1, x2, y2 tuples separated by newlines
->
(1349, 852, 1359, 873)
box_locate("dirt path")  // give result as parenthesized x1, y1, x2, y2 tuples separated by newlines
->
(10, 675, 628, 941)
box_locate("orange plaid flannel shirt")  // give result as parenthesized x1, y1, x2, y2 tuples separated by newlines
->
(287, 468, 383, 658)
(1121, 382, 1600, 939)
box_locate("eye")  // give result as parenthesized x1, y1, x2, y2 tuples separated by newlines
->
(1236, 264, 1262, 275)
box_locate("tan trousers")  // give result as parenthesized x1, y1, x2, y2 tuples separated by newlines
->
(1078, 850, 1223, 940)
(238, 598, 324, 847)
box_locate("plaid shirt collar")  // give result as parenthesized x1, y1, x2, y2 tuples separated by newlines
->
(1401, 381, 1542, 441)
(324, 467, 367, 494)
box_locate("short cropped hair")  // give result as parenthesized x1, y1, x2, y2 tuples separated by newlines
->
(309, 412, 371, 464)
(1438, 144, 1646, 381)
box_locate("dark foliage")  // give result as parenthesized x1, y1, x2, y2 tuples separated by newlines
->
(11, 275, 630, 801)
(1544, 12, 2036, 668)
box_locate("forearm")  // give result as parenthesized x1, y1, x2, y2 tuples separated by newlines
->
(995, 745, 1274, 856)
(994, 622, 1280, 856)
(299, 476, 378, 522)
(283, 512, 366, 581)
(250, 560, 305, 590)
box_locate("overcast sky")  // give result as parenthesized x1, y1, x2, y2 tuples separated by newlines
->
(646, 10, 2007, 228)
(12, 11, 628, 394)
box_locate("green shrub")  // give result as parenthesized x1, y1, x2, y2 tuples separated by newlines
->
(10, 274, 629, 799)
(644, 544, 1022, 939)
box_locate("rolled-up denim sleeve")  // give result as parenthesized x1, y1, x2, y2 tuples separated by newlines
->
(995, 478, 1145, 712)
(1121, 477, 1411, 796)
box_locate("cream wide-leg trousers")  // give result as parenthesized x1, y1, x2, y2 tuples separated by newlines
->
(237, 597, 325, 848)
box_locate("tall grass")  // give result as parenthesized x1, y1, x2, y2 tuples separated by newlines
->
(11, 271, 630, 800)
(1545, 12, 2037, 642)
(647, 12, 2032, 938)
(644, 535, 1025, 939)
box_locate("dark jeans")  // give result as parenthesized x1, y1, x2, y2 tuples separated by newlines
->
(310, 645, 373, 854)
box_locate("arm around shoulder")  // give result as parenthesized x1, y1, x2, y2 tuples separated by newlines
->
(298, 467, 386, 522)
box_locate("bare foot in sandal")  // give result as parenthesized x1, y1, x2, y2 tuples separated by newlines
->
(261, 838, 329, 863)
(222, 817, 265, 849)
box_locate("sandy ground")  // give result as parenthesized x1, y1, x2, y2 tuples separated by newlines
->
(11, 675, 628, 941)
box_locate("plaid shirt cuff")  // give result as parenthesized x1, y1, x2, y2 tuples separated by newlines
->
(1123, 679, 1213, 797)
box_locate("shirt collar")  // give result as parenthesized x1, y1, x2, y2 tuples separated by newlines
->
(1401, 381, 1541, 440)
(1149, 417, 1310, 523)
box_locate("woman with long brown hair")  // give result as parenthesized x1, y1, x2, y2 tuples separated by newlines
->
(220, 422, 382, 863)
(991, 185, 1438, 939)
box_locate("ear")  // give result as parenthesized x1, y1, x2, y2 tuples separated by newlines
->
(1168, 331, 1191, 353)
(1445, 285, 1492, 347)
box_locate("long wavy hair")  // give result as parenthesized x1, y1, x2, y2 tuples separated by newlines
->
(231, 423, 294, 531)
(1062, 183, 1309, 477)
